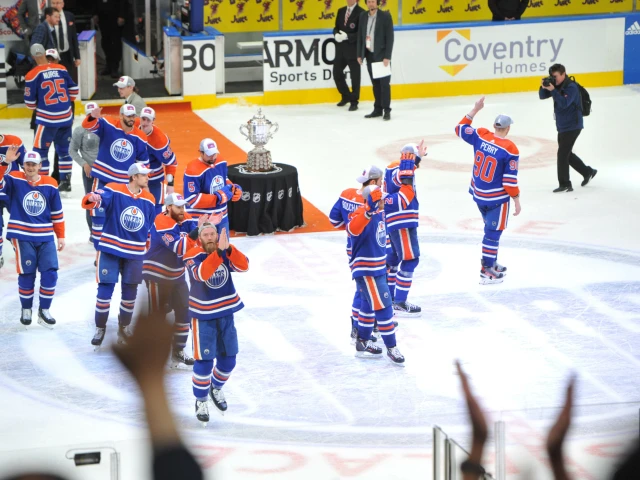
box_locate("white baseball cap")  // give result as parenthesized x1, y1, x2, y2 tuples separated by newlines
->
(85, 102, 98, 115)
(494, 114, 514, 128)
(113, 76, 135, 88)
(165, 193, 188, 207)
(356, 165, 383, 184)
(24, 151, 42, 164)
(120, 104, 137, 116)
(199, 138, 219, 156)
(140, 107, 156, 120)
(45, 48, 60, 60)
(127, 162, 152, 176)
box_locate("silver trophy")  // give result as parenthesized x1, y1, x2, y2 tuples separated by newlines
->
(239, 109, 279, 172)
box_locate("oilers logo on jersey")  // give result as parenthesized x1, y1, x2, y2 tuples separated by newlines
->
(120, 206, 145, 232)
(209, 175, 225, 193)
(205, 263, 229, 289)
(110, 139, 135, 163)
(23, 191, 47, 216)
(376, 221, 386, 248)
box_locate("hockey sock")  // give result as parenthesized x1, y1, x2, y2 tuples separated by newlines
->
(119, 283, 138, 326)
(193, 359, 214, 400)
(18, 274, 36, 309)
(95, 283, 115, 328)
(387, 266, 398, 301)
(351, 289, 360, 326)
(57, 153, 73, 180)
(376, 306, 397, 348)
(482, 229, 503, 268)
(356, 309, 375, 341)
(38, 269, 58, 310)
(173, 284, 191, 350)
(212, 355, 236, 390)
(394, 270, 413, 303)
(0, 236, 3, 257)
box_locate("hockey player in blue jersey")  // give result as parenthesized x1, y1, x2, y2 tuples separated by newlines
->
(24, 43, 78, 191)
(455, 96, 522, 284)
(184, 223, 249, 424)
(347, 160, 418, 366)
(82, 162, 156, 347)
(0, 149, 65, 328)
(383, 141, 427, 317)
(143, 193, 203, 367)
(0, 134, 26, 269)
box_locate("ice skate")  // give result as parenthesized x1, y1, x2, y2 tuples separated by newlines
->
(0, 256, 4, 270)
(20, 308, 32, 326)
(386, 346, 406, 367)
(209, 386, 228, 415)
(494, 263, 507, 274)
(195, 400, 209, 425)
(351, 325, 378, 345)
(117, 324, 133, 345)
(393, 301, 422, 317)
(170, 348, 195, 369)
(355, 337, 383, 358)
(37, 308, 56, 329)
(91, 327, 106, 350)
(480, 265, 505, 285)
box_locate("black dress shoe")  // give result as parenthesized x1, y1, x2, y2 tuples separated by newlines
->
(383, 111, 391, 121)
(337, 99, 349, 107)
(553, 185, 574, 193)
(364, 111, 383, 118)
(348, 104, 358, 111)
(581, 169, 597, 187)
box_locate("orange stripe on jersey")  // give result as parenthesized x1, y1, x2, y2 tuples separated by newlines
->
(100, 236, 146, 251)
(364, 276, 384, 310)
(12, 239, 23, 274)
(499, 203, 508, 230)
(400, 229, 414, 259)
(192, 318, 201, 360)
(95, 252, 101, 283)
(34, 125, 44, 149)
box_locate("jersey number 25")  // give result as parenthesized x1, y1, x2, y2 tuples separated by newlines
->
(42, 79, 69, 106)
(473, 150, 497, 183)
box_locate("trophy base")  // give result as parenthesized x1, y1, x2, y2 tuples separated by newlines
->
(247, 148, 276, 172)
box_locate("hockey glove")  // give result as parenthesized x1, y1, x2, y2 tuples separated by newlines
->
(231, 184, 243, 202)
(399, 156, 416, 186)
(364, 185, 382, 216)
(214, 185, 233, 205)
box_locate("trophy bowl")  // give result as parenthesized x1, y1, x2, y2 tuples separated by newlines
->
(239, 109, 279, 172)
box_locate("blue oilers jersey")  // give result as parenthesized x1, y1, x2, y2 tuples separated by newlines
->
(82, 115, 150, 184)
(0, 135, 26, 175)
(455, 116, 520, 207)
(383, 161, 419, 232)
(0, 171, 64, 242)
(143, 125, 176, 184)
(183, 158, 232, 219)
(143, 212, 197, 283)
(82, 183, 156, 259)
(184, 245, 249, 320)
(329, 187, 364, 257)
(24, 64, 78, 127)
(347, 207, 388, 279)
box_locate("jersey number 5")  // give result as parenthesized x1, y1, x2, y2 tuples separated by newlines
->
(42, 79, 69, 106)
(473, 150, 497, 183)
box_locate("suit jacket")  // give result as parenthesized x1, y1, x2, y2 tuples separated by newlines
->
(57, 10, 81, 61)
(356, 9, 394, 63)
(333, 4, 365, 60)
(29, 21, 56, 50)
(18, 0, 44, 32)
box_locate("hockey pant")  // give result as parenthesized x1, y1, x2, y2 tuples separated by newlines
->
(355, 274, 397, 348)
(387, 227, 420, 303)
(33, 124, 72, 181)
(478, 202, 509, 267)
(94, 251, 143, 327)
(12, 239, 58, 310)
(146, 279, 190, 350)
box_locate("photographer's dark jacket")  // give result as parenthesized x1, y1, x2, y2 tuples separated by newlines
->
(539, 79, 583, 133)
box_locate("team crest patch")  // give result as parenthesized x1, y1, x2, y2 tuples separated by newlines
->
(109, 139, 134, 162)
(162, 148, 173, 159)
(384, 292, 389, 298)
(23, 191, 47, 216)
(209, 175, 225, 194)
(376, 221, 386, 248)
(26, 260, 32, 266)
(205, 264, 229, 289)
(102, 269, 108, 275)
(204, 349, 210, 355)
(120, 206, 145, 232)
(465, 127, 473, 135)
(162, 233, 174, 246)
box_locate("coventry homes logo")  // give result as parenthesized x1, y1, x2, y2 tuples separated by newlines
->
(437, 29, 563, 77)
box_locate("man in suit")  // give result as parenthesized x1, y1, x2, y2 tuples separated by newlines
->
(93, 0, 128, 78)
(18, 0, 47, 46)
(333, 0, 364, 111)
(357, 0, 394, 121)
(29, 7, 60, 51)
(50, 0, 81, 83)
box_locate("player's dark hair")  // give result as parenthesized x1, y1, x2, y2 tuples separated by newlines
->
(362, 179, 378, 187)
(44, 7, 57, 18)
(549, 63, 566, 75)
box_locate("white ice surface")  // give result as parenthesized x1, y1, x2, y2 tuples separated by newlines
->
(0, 88, 639, 479)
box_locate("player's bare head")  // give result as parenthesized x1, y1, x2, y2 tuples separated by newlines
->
(493, 114, 513, 138)
(199, 223, 218, 253)
(199, 138, 219, 164)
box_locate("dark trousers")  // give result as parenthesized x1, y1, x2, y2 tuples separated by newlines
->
(334, 51, 360, 105)
(365, 52, 391, 112)
(82, 170, 93, 233)
(557, 129, 591, 187)
(100, 23, 123, 74)
(60, 51, 78, 84)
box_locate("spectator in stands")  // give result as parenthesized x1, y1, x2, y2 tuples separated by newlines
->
(70, 102, 100, 241)
(29, 7, 60, 50)
(2, 304, 204, 480)
(18, 0, 47, 48)
(50, 0, 81, 83)
(114, 76, 147, 115)
(488, 0, 528, 21)
(93, 0, 128, 78)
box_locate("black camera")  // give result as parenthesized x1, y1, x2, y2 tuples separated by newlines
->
(542, 75, 555, 87)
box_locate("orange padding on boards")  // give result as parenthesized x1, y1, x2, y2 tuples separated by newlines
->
(101, 103, 333, 236)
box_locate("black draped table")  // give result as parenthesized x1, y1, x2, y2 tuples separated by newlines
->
(227, 163, 305, 236)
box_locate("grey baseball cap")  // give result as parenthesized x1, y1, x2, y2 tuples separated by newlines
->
(356, 165, 383, 184)
(494, 114, 514, 128)
(30, 44, 45, 57)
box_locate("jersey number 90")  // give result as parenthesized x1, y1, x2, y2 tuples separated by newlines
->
(473, 150, 497, 183)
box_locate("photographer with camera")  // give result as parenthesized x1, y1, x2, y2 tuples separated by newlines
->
(539, 63, 597, 193)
